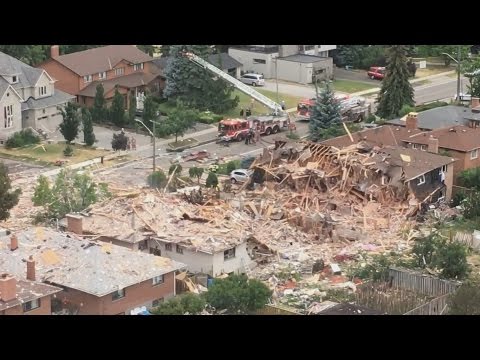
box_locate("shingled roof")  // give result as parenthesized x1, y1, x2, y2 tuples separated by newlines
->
(51, 45, 153, 76)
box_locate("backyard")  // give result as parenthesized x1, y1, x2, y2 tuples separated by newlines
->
(0, 143, 110, 166)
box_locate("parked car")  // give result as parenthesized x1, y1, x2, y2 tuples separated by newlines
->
(367, 67, 386, 80)
(239, 73, 265, 87)
(454, 93, 472, 102)
(230, 169, 253, 183)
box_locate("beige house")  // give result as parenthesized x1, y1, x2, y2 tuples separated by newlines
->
(0, 51, 74, 144)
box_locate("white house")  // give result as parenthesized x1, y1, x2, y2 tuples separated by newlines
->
(0, 51, 74, 144)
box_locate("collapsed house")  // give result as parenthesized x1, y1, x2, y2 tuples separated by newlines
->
(71, 191, 254, 278)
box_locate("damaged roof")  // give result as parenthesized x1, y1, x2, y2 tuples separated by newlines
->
(403, 125, 480, 152)
(0, 228, 185, 297)
(320, 125, 422, 149)
(0, 278, 61, 312)
(81, 191, 250, 254)
(376, 147, 455, 181)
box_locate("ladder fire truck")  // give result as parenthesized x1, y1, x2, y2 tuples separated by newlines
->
(183, 52, 292, 142)
(296, 95, 369, 123)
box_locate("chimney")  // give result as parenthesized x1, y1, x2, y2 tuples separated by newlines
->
(50, 45, 60, 58)
(10, 234, 18, 251)
(27, 256, 36, 281)
(472, 97, 480, 109)
(427, 136, 439, 154)
(405, 112, 418, 130)
(0, 273, 17, 302)
(66, 214, 83, 235)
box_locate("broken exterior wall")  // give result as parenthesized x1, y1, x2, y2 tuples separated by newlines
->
(57, 273, 176, 315)
(153, 240, 215, 276)
(212, 242, 251, 277)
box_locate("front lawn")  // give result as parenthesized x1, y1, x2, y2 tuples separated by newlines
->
(0, 143, 110, 165)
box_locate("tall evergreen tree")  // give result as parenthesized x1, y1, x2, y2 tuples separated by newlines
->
(309, 83, 342, 142)
(91, 84, 107, 123)
(59, 103, 81, 144)
(0, 162, 21, 221)
(128, 91, 137, 124)
(376, 45, 415, 119)
(164, 45, 238, 113)
(81, 108, 96, 146)
(110, 88, 126, 126)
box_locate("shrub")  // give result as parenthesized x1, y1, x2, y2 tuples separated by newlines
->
(63, 145, 74, 157)
(206, 172, 218, 188)
(147, 170, 167, 188)
(5, 129, 41, 148)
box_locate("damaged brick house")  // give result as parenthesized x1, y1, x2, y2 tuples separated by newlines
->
(65, 191, 253, 278)
(0, 228, 185, 315)
(0, 273, 61, 315)
(37, 45, 164, 109)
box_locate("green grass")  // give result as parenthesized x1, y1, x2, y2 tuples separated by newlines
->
(0, 143, 110, 165)
(332, 80, 377, 93)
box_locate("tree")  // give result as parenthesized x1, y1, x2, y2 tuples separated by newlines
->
(32, 170, 110, 220)
(449, 281, 480, 315)
(128, 91, 137, 124)
(0, 162, 21, 221)
(205, 274, 272, 314)
(147, 170, 167, 188)
(151, 293, 206, 315)
(376, 45, 415, 119)
(158, 103, 198, 143)
(309, 82, 342, 142)
(189, 167, 204, 184)
(142, 95, 158, 132)
(110, 88, 126, 126)
(111, 132, 128, 151)
(59, 103, 81, 144)
(81, 108, 96, 146)
(164, 45, 239, 113)
(91, 84, 107, 123)
(205, 172, 218, 189)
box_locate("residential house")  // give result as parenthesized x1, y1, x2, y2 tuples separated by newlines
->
(386, 98, 480, 131)
(37, 45, 165, 110)
(0, 51, 74, 143)
(228, 45, 335, 83)
(401, 123, 480, 182)
(153, 52, 243, 79)
(320, 124, 423, 149)
(0, 229, 185, 315)
(0, 273, 61, 315)
(69, 191, 253, 278)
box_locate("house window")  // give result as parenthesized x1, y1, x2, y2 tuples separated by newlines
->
(176, 245, 184, 254)
(253, 58, 266, 64)
(165, 243, 172, 251)
(134, 63, 144, 71)
(12, 76, 18, 83)
(112, 288, 125, 301)
(115, 68, 124, 76)
(23, 299, 40, 312)
(420, 145, 427, 151)
(471, 149, 478, 160)
(83, 75, 93, 83)
(39, 86, 47, 96)
(152, 275, 164, 286)
(4, 105, 13, 128)
(98, 71, 106, 80)
(224, 247, 236, 261)
(417, 175, 426, 185)
(152, 298, 164, 307)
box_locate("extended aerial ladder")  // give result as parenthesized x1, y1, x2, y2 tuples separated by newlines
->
(183, 52, 285, 116)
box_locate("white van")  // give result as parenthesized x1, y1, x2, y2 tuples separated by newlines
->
(240, 73, 265, 87)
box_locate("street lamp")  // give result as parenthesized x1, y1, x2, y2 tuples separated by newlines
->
(442, 46, 461, 103)
(135, 119, 156, 171)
